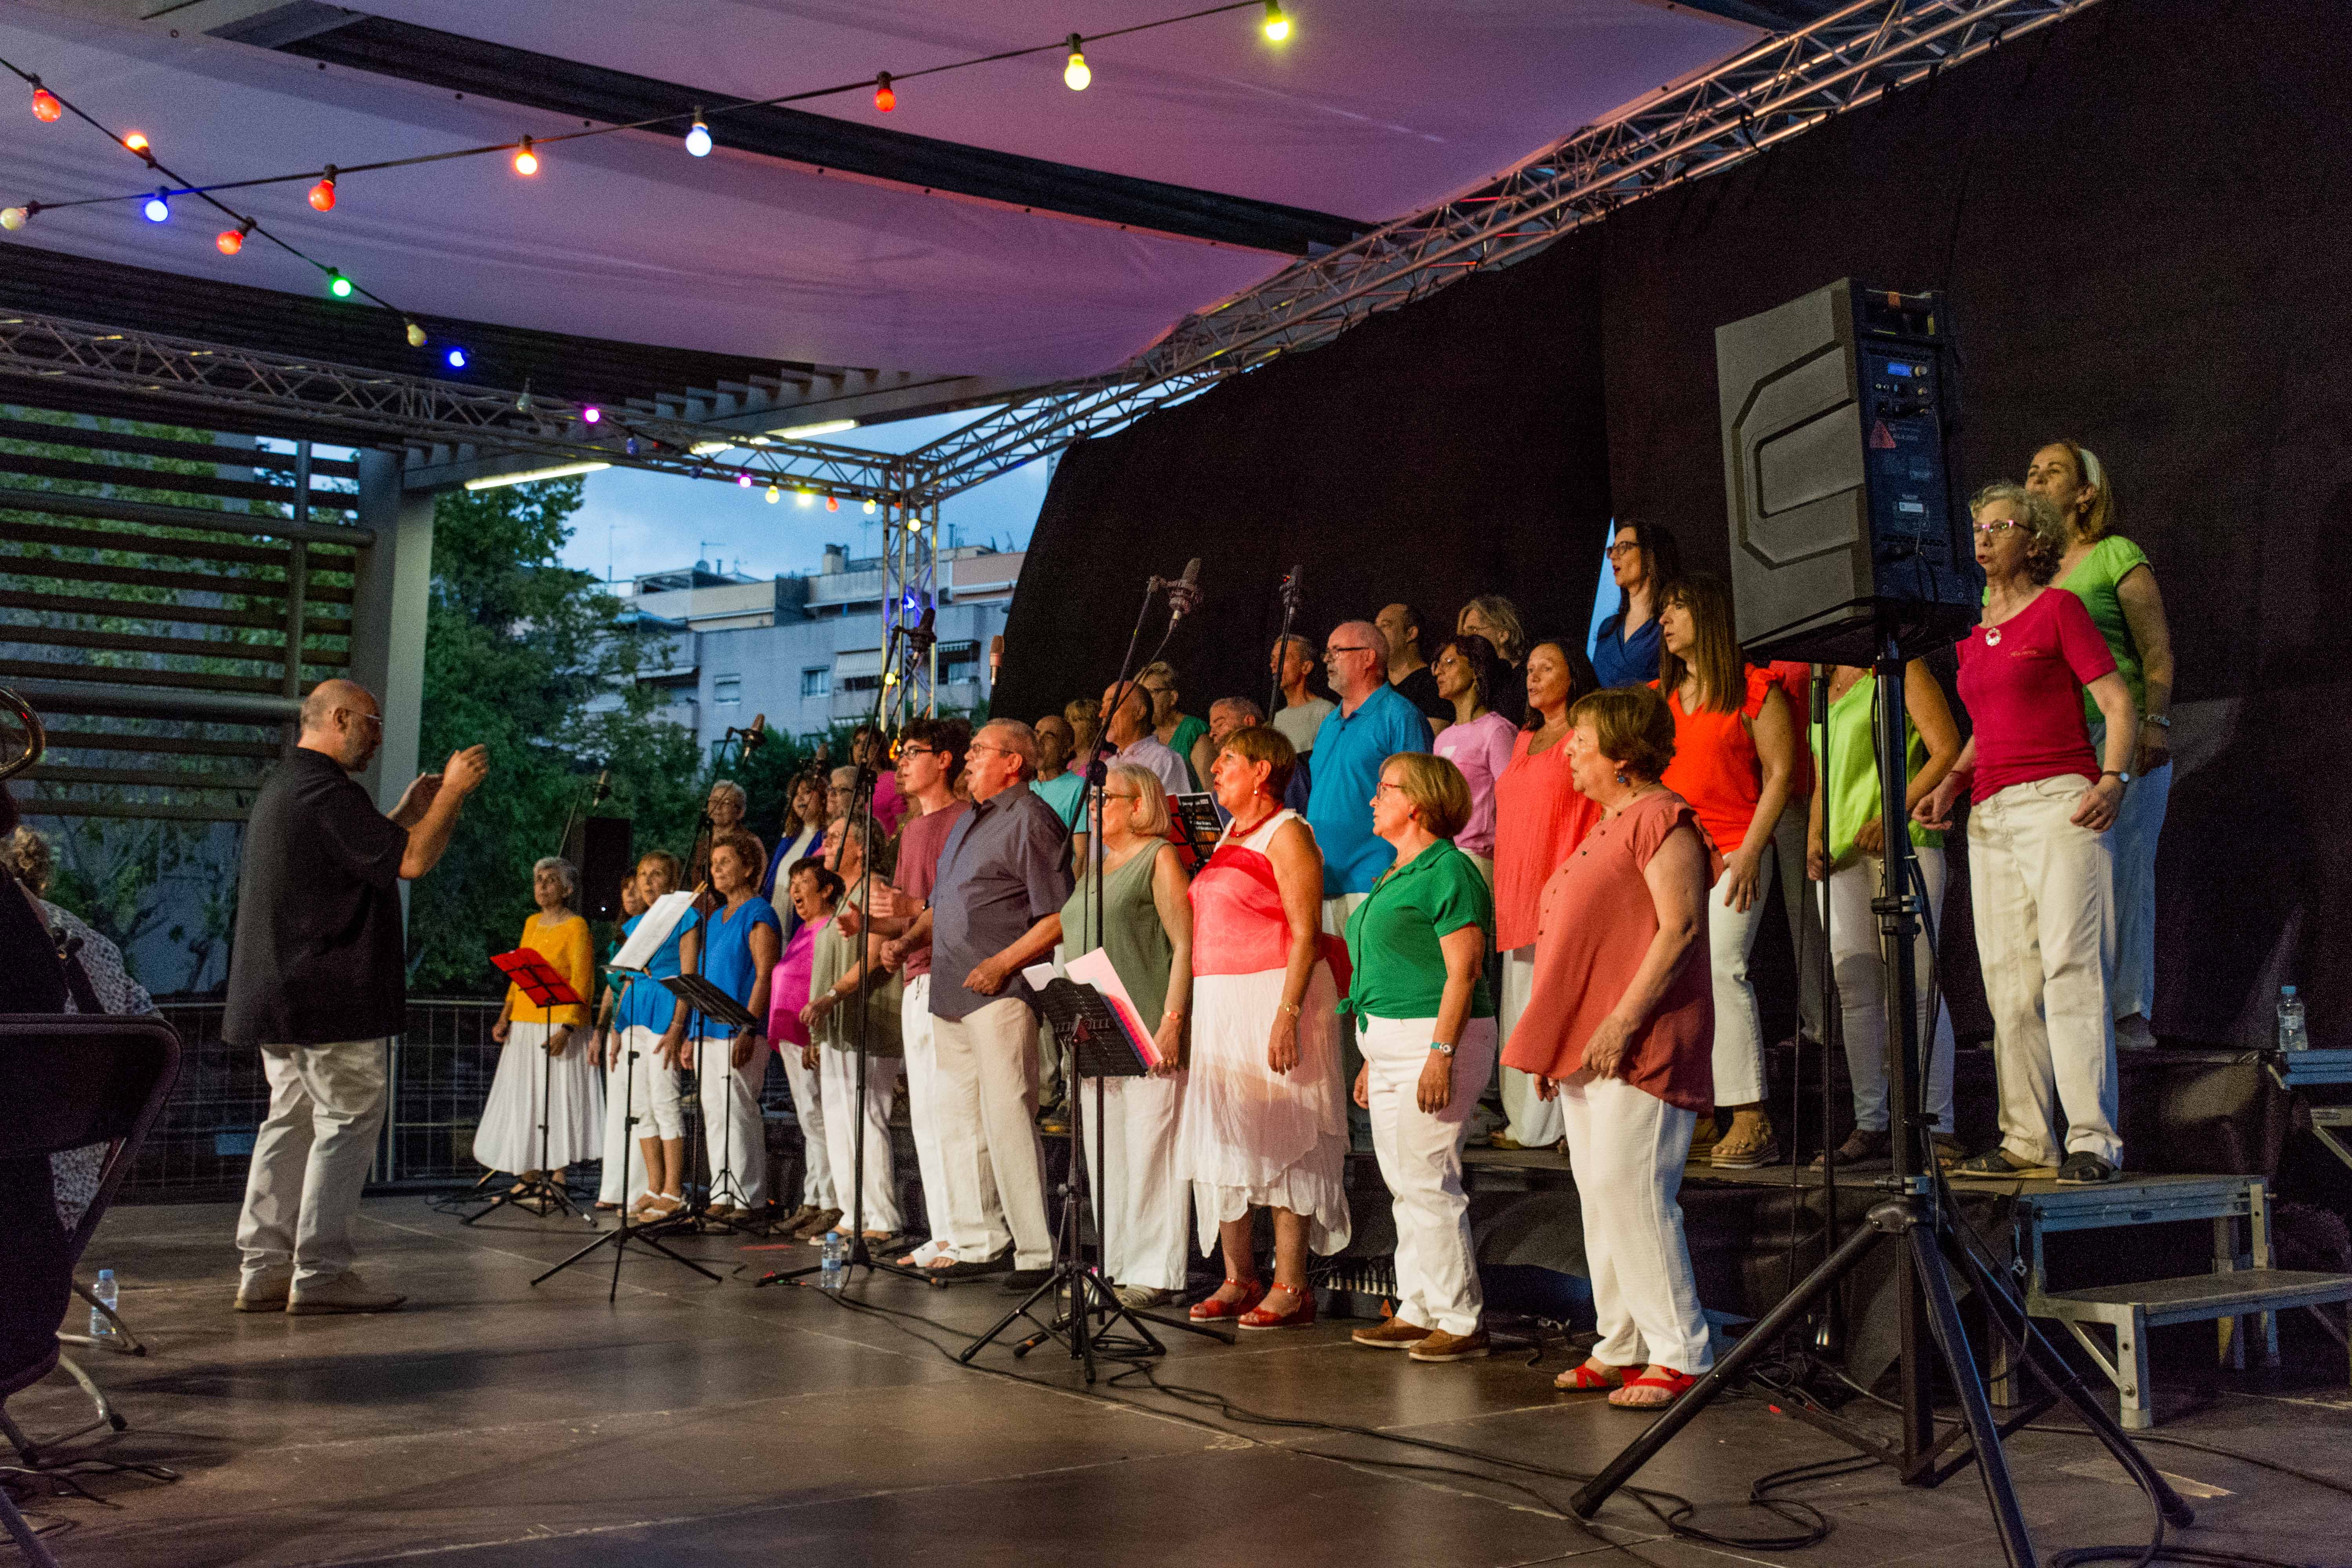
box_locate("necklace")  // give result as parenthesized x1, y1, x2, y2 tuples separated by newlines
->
(1225, 802, 1278, 840)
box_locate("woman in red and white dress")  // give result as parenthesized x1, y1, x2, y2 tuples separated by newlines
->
(1176, 724, 1350, 1330)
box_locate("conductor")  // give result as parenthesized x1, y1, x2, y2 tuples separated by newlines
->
(226, 680, 488, 1315)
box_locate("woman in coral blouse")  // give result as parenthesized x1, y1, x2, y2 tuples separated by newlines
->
(1488, 638, 1600, 1150)
(1502, 686, 1717, 1408)
(476, 856, 603, 1198)
(1652, 575, 1795, 1169)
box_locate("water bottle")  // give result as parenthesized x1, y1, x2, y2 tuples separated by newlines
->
(90, 1268, 120, 1341)
(2277, 986, 2310, 1052)
(819, 1231, 847, 1292)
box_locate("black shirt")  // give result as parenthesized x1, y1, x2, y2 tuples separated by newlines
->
(224, 748, 409, 1045)
(1390, 665, 1452, 725)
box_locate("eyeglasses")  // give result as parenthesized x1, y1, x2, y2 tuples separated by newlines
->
(1971, 519, 2025, 535)
(1373, 779, 1407, 795)
(898, 744, 937, 760)
(1604, 542, 1641, 559)
(336, 708, 383, 730)
(967, 742, 1014, 759)
(1103, 791, 1141, 802)
(1324, 645, 1375, 661)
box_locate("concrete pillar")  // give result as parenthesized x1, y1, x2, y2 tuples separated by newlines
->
(349, 450, 436, 814)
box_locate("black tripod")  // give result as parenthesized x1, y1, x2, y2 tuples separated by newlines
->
(1568, 625, 2192, 1568)
(462, 991, 597, 1227)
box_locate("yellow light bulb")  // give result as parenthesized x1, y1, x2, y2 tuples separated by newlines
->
(1063, 35, 1091, 91)
(1263, 4, 1290, 42)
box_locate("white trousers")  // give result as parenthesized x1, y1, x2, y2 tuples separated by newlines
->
(819, 1045, 902, 1233)
(1708, 853, 1773, 1107)
(1362, 1014, 1492, 1337)
(597, 1029, 650, 1205)
(1558, 1072, 1713, 1373)
(1969, 775, 2120, 1166)
(1079, 1069, 1192, 1292)
(2091, 720, 2171, 1022)
(620, 1024, 685, 1142)
(905, 974, 1002, 1255)
(933, 996, 1053, 1269)
(778, 1034, 835, 1212)
(694, 1033, 768, 1209)
(1829, 847, 1957, 1134)
(235, 1037, 388, 1287)
(1497, 946, 1562, 1147)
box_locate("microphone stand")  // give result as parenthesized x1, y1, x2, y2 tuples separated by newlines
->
(1267, 567, 1303, 722)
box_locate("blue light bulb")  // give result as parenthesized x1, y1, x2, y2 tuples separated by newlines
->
(445, 347, 467, 369)
(142, 192, 169, 223)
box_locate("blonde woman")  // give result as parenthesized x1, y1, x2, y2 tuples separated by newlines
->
(477, 857, 603, 1197)
(1456, 593, 1529, 726)
(591, 852, 692, 1218)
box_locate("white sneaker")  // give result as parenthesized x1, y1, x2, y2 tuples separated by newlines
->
(287, 1271, 407, 1315)
(234, 1267, 293, 1312)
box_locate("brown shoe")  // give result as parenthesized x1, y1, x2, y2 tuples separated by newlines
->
(1350, 1317, 1433, 1350)
(1408, 1328, 1491, 1363)
(791, 1206, 842, 1240)
(1710, 1112, 1779, 1169)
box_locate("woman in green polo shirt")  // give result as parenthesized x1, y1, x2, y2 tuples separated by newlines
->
(1343, 752, 1497, 1364)
(1806, 659, 1963, 1170)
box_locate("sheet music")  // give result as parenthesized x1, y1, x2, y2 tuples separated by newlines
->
(611, 890, 695, 970)
(1020, 960, 1064, 992)
(1062, 947, 1161, 1069)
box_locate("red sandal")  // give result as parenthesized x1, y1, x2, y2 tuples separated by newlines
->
(1608, 1367, 1700, 1409)
(1553, 1359, 1631, 1392)
(1236, 1282, 1316, 1331)
(1189, 1277, 1269, 1321)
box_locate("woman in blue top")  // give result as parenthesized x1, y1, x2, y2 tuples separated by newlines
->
(591, 851, 691, 1219)
(1590, 521, 1681, 689)
(664, 831, 782, 1220)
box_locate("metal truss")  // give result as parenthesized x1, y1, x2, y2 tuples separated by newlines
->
(911, 0, 2105, 497)
(0, 310, 913, 502)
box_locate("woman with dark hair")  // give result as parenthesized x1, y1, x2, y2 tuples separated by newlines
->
(1178, 724, 1350, 1328)
(1591, 522, 1682, 688)
(1429, 633, 1515, 881)
(1653, 574, 1795, 1169)
(766, 856, 838, 1239)
(1457, 594, 1530, 726)
(667, 830, 782, 1220)
(1918, 483, 2136, 1185)
(1504, 685, 1717, 1407)
(760, 772, 829, 905)
(1488, 638, 1602, 1149)
(2026, 440, 2174, 1050)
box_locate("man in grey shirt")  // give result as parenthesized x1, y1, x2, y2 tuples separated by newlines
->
(918, 719, 1073, 1286)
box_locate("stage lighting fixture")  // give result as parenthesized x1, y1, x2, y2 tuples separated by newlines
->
(124, 131, 151, 154)
(2, 207, 30, 232)
(685, 110, 712, 157)
(445, 346, 468, 368)
(581, 405, 602, 424)
(142, 192, 170, 223)
(31, 88, 62, 123)
(328, 269, 353, 298)
(1064, 36, 1091, 91)
(1263, 3, 1290, 42)
(217, 222, 251, 254)
(463, 461, 611, 492)
(513, 137, 539, 176)
(309, 169, 337, 211)
(874, 72, 895, 113)
(766, 484, 781, 503)
(405, 319, 427, 347)
(770, 417, 858, 439)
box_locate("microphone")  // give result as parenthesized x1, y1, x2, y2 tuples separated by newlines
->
(743, 713, 767, 750)
(1165, 558, 1204, 624)
(590, 767, 611, 805)
(1279, 563, 1304, 610)
(905, 605, 938, 656)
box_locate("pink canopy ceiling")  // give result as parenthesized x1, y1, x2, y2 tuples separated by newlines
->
(0, 0, 1753, 381)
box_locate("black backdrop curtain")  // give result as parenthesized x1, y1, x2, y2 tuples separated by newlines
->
(995, 0, 2352, 1050)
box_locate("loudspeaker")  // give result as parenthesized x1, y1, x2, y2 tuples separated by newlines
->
(1716, 279, 1981, 663)
(579, 817, 634, 921)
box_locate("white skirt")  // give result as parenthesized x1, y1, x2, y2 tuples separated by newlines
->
(474, 1020, 605, 1172)
(1176, 964, 1351, 1255)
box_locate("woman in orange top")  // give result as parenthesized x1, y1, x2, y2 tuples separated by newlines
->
(476, 856, 603, 1196)
(1653, 575, 1795, 1169)
(1488, 638, 1600, 1149)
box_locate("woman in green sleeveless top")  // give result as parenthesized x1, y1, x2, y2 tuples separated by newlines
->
(1056, 764, 1193, 1307)
(2026, 441, 2174, 1049)
(1806, 659, 1963, 1170)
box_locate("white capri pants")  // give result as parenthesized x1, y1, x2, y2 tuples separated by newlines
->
(597, 1027, 650, 1205)
(1080, 1068, 1192, 1293)
(1708, 851, 1775, 1107)
(817, 1044, 902, 1234)
(1497, 946, 1561, 1147)
(1828, 846, 1956, 1134)
(1969, 775, 2121, 1167)
(1558, 1071, 1713, 1374)
(777, 1033, 835, 1213)
(2090, 718, 2171, 1025)
(619, 1024, 684, 1142)
(694, 1030, 768, 1210)
(1361, 1014, 1494, 1338)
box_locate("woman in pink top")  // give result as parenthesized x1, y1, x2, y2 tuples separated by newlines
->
(1919, 484, 2135, 1185)
(1428, 633, 1517, 877)
(1488, 638, 1601, 1150)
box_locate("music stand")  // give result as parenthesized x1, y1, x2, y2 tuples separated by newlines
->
(464, 947, 594, 1225)
(1168, 793, 1223, 870)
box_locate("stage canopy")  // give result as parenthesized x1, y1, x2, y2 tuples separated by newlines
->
(0, 0, 1787, 403)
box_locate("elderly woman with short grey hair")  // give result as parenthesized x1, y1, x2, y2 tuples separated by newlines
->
(1917, 482, 2138, 1187)
(476, 855, 604, 1197)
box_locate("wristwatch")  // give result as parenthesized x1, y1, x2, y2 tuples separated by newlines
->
(1428, 1040, 1456, 1056)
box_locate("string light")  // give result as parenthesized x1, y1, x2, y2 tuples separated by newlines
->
(873, 72, 895, 113)
(216, 220, 252, 254)
(737, 473, 753, 488)
(405, 319, 427, 347)
(123, 131, 151, 156)
(1263, 2, 1290, 42)
(308, 166, 337, 211)
(142, 191, 169, 222)
(327, 269, 353, 298)
(1, 205, 29, 232)
(826, 495, 840, 512)
(445, 346, 468, 368)
(796, 488, 814, 508)
(1063, 34, 1091, 91)
(581, 405, 602, 424)
(863, 499, 878, 515)
(512, 136, 538, 176)
(765, 484, 781, 503)
(684, 109, 712, 157)
(29, 86, 61, 123)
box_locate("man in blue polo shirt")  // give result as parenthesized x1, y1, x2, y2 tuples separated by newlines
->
(1307, 619, 1430, 926)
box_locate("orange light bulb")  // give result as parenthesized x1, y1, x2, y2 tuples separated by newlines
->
(308, 172, 337, 211)
(874, 72, 895, 113)
(512, 137, 539, 176)
(123, 131, 150, 153)
(31, 88, 63, 123)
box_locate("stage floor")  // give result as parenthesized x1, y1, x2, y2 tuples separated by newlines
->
(13, 1197, 2348, 1567)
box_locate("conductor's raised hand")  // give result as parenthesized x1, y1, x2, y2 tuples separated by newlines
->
(443, 745, 490, 796)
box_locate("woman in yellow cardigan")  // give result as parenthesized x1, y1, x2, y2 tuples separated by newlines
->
(475, 856, 604, 1197)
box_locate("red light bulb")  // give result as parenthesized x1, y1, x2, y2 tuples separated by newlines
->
(216, 228, 243, 255)
(309, 172, 337, 212)
(31, 89, 63, 123)
(874, 72, 895, 113)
